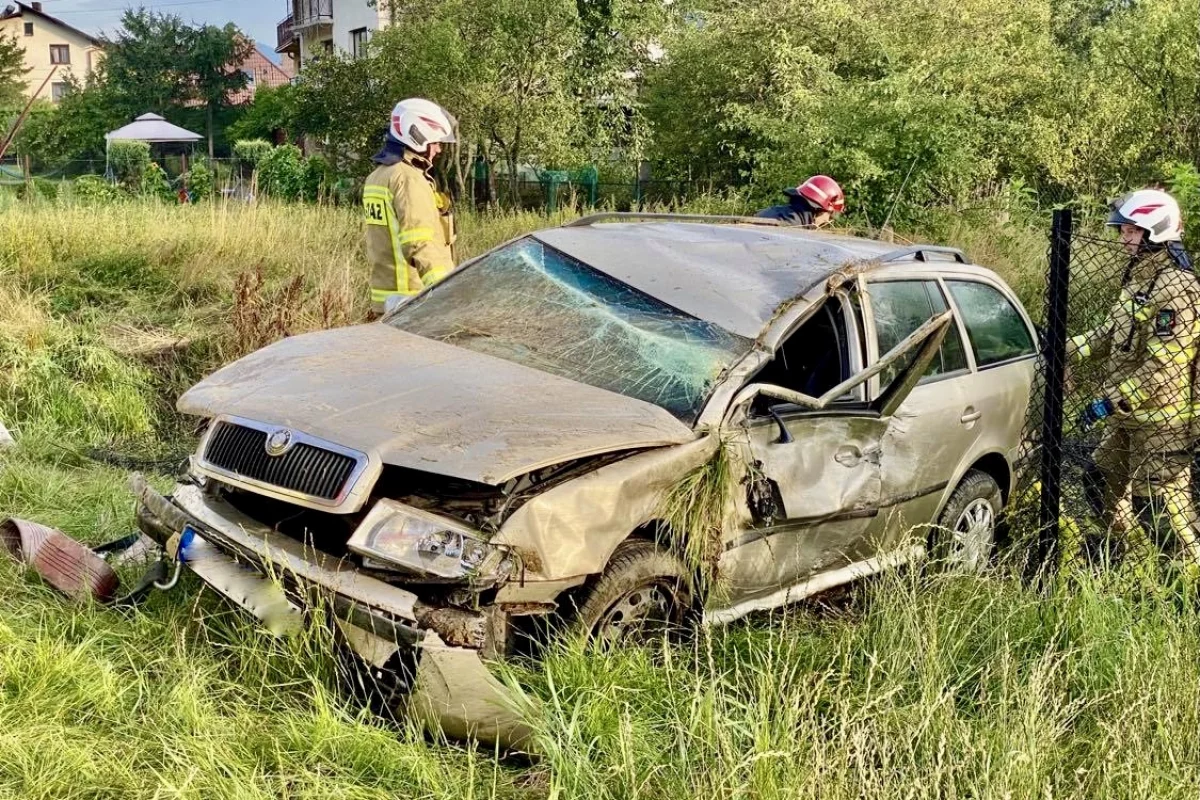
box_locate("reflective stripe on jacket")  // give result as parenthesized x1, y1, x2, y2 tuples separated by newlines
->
(363, 152, 456, 312)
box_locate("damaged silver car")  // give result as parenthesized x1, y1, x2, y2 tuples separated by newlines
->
(134, 213, 1038, 744)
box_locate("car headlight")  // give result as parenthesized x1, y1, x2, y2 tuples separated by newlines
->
(347, 499, 516, 583)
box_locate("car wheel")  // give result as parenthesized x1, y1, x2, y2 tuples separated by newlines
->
(572, 540, 694, 647)
(930, 470, 1002, 573)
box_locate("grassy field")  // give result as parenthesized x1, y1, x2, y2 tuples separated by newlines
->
(5, 197, 1198, 799)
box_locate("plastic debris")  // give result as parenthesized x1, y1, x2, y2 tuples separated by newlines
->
(1, 518, 119, 602)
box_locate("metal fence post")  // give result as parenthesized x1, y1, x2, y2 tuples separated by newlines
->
(1032, 208, 1073, 583)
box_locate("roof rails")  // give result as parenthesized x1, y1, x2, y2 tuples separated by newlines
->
(564, 212, 783, 228)
(562, 214, 973, 265)
(879, 246, 969, 264)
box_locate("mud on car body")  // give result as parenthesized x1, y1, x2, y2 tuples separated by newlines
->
(134, 213, 1038, 745)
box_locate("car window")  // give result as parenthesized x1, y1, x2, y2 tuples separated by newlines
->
(387, 237, 752, 423)
(946, 281, 1035, 367)
(750, 298, 856, 413)
(869, 280, 968, 384)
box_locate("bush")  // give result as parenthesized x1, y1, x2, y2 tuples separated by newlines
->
(301, 153, 331, 202)
(16, 178, 59, 202)
(71, 175, 122, 203)
(233, 139, 273, 169)
(257, 144, 306, 201)
(139, 162, 174, 202)
(108, 140, 152, 187)
(184, 160, 215, 201)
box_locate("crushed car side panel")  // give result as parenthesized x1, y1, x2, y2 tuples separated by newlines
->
(494, 436, 720, 581)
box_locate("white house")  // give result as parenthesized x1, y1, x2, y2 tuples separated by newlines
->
(0, 2, 103, 103)
(275, 0, 393, 74)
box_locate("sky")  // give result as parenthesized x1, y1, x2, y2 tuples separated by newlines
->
(33, 0, 286, 60)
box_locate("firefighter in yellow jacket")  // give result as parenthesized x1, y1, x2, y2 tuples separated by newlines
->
(363, 98, 458, 315)
(1069, 188, 1200, 568)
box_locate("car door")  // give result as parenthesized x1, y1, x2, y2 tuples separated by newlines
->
(941, 279, 1038, 488)
(857, 277, 981, 552)
(717, 306, 952, 607)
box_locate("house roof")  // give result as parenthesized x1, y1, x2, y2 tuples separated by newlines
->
(0, 2, 99, 46)
(106, 113, 202, 143)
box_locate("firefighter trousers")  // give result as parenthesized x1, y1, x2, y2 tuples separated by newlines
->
(1093, 426, 1200, 566)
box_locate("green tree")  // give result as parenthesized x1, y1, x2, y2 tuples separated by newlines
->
(226, 84, 296, 143)
(643, 0, 1080, 224)
(14, 74, 123, 167)
(100, 10, 252, 157)
(368, 0, 585, 195)
(290, 52, 386, 177)
(189, 23, 255, 158)
(0, 32, 28, 110)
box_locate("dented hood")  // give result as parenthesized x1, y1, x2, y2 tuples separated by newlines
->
(178, 325, 695, 485)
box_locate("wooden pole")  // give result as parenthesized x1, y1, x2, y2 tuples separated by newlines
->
(0, 64, 58, 162)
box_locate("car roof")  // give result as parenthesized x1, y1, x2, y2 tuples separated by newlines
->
(532, 217, 981, 339)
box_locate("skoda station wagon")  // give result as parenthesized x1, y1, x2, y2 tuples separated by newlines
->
(134, 213, 1039, 745)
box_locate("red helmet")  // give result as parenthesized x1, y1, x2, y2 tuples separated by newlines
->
(785, 175, 845, 214)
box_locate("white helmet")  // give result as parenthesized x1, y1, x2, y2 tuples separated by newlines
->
(388, 98, 457, 154)
(1107, 188, 1183, 243)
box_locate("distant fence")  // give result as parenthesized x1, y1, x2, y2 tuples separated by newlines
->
(0, 157, 241, 185)
(0, 155, 744, 211)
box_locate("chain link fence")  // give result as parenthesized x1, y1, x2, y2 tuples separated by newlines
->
(1018, 210, 1200, 590)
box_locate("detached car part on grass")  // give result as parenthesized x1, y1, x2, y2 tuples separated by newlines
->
(131, 213, 1039, 748)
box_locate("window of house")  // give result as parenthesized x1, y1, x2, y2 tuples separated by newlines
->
(322, 39, 334, 55)
(869, 280, 969, 384)
(350, 27, 371, 59)
(51, 82, 68, 103)
(23, 22, 33, 36)
(946, 281, 1036, 367)
(242, 69, 256, 86)
(49, 44, 70, 65)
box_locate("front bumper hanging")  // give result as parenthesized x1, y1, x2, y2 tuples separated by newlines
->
(130, 475, 535, 749)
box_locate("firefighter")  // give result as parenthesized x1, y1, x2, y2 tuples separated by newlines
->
(363, 98, 458, 316)
(1070, 188, 1200, 570)
(756, 175, 845, 227)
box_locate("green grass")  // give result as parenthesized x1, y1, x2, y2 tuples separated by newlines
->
(2, 196, 1195, 799)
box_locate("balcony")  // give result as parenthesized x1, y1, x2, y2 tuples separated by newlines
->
(276, 14, 297, 54)
(293, 0, 333, 30)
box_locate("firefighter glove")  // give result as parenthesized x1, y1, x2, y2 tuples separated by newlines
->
(1080, 397, 1116, 429)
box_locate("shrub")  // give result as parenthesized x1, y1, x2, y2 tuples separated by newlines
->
(184, 161, 215, 201)
(72, 175, 123, 203)
(257, 144, 306, 201)
(139, 162, 174, 202)
(301, 153, 331, 202)
(16, 178, 59, 202)
(108, 140, 151, 187)
(233, 139, 273, 169)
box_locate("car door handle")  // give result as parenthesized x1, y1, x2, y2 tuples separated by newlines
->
(960, 407, 982, 424)
(834, 445, 862, 467)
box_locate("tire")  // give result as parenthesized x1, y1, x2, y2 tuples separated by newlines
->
(930, 470, 1002, 574)
(571, 540, 694, 646)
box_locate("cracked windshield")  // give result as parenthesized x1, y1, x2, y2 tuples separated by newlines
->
(388, 237, 751, 421)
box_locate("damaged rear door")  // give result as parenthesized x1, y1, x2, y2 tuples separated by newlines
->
(717, 308, 952, 607)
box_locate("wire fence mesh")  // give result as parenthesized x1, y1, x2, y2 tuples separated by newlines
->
(1018, 210, 1200, 591)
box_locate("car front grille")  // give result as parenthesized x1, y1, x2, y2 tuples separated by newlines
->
(202, 421, 360, 502)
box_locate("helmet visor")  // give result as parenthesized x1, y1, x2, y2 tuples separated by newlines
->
(1106, 207, 1135, 228)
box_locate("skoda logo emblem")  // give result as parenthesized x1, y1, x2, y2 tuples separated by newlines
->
(265, 428, 294, 457)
